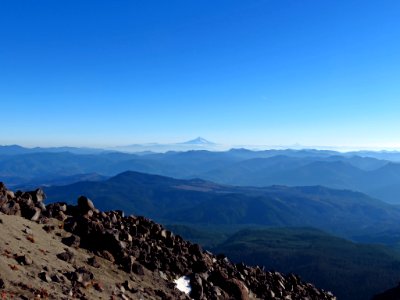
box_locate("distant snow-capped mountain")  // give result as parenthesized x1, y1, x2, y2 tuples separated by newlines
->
(180, 137, 215, 145)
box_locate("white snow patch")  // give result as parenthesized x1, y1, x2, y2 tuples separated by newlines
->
(174, 276, 191, 294)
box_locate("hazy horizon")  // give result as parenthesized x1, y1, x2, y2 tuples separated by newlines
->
(2, 137, 400, 153)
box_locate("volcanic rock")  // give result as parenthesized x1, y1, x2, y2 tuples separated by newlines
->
(57, 249, 75, 263)
(77, 196, 95, 213)
(87, 256, 100, 268)
(29, 188, 46, 203)
(2, 201, 21, 216)
(39, 271, 52, 283)
(15, 254, 33, 265)
(62, 234, 81, 248)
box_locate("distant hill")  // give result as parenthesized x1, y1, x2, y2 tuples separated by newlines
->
(12, 173, 108, 190)
(0, 145, 33, 155)
(197, 156, 400, 203)
(3, 147, 400, 203)
(348, 150, 400, 162)
(114, 137, 220, 152)
(44, 171, 400, 240)
(0, 145, 108, 155)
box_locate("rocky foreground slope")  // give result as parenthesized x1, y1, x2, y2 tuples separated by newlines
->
(0, 183, 336, 299)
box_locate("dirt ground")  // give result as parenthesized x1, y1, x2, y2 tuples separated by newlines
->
(0, 212, 187, 299)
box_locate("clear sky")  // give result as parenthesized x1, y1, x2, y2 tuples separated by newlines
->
(1, 0, 400, 148)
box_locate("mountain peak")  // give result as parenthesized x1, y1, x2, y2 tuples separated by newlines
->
(181, 137, 215, 145)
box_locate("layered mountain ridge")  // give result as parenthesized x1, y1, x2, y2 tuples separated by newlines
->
(3, 147, 400, 203)
(45, 171, 400, 240)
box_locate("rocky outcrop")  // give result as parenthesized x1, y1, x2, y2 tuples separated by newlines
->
(0, 183, 336, 299)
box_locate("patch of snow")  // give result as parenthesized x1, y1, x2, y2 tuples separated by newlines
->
(174, 276, 191, 294)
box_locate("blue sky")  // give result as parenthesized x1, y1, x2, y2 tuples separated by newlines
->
(1, 1, 399, 148)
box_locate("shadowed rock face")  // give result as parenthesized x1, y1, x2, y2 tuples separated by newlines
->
(373, 284, 400, 300)
(0, 182, 336, 300)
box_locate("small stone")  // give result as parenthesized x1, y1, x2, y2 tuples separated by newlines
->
(43, 265, 51, 272)
(227, 278, 249, 300)
(85, 210, 93, 218)
(2, 201, 21, 216)
(77, 196, 95, 213)
(51, 273, 66, 283)
(120, 294, 129, 300)
(62, 234, 81, 248)
(6, 190, 15, 199)
(81, 280, 92, 288)
(26, 234, 35, 243)
(111, 214, 118, 223)
(131, 262, 145, 275)
(39, 271, 52, 282)
(59, 203, 67, 212)
(100, 250, 115, 263)
(57, 250, 75, 263)
(23, 227, 32, 235)
(269, 290, 275, 298)
(123, 280, 133, 291)
(212, 286, 222, 297)
(159, 271, 168, 281)
(93, 281, 104, 292)
(56, 211, 67, 221)
(72, 266, 94, 284)
(37, 201, 46, 211)
(15, 254, 33, 265)
(190, 274, 204, 299)
(87, 256, 101, 268)
(30, 207, 41, 221)
(43, 224, 55, 233)
(30, 189, 46, 203)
